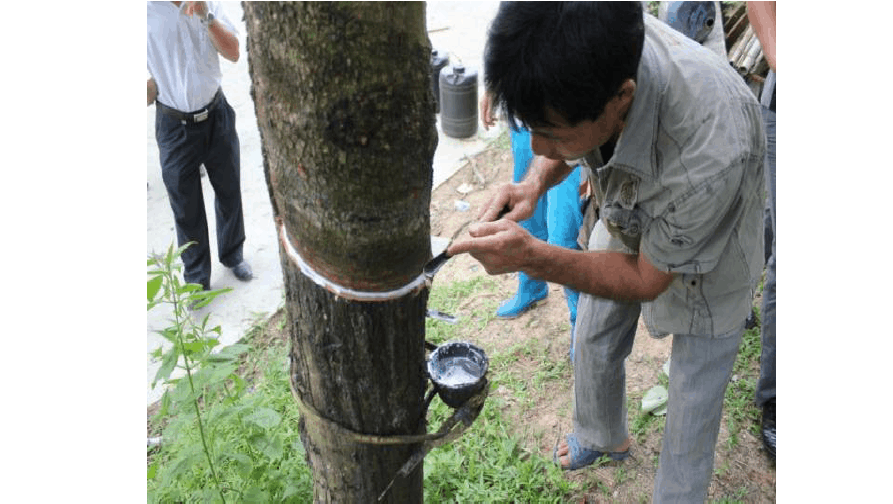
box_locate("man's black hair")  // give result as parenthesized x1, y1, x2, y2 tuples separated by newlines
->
(484, 2, 645, 129)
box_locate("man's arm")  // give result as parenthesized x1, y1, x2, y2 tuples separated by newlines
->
(479, 92, 497, 131)
(525, 155, 575, 200)
(449, 151, 674, 301)
(747, 2, 775, 71)
(185, 2, 239, 62)
(527, 240, 674, 302)
(448, 220, 674, 302)
(148, 77, 157, 106)
(206, 16, 239, 62)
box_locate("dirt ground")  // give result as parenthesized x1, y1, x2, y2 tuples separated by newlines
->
(423, 135, 776, 502)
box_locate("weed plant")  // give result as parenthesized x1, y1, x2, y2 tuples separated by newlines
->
(147, 244, 311, 502)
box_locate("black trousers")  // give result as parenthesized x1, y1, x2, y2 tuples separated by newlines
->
(155, 92, 246, 289)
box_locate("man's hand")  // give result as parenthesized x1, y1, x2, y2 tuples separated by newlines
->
(187, 2, 240, 63)
(147, 77, 157, 106)
(447, 219, 534, 275)
(476, 180, 540, 223)
(447, 179, 541, 271)
(480, 92, 497, 130)
(184, 1, 209, 19)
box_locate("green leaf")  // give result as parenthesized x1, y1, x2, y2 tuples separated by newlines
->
(292, 438, 306, 458)
(205, 337, 220, 348)
(205, 362, 238, 385)
(156, 391, 171, 419)
(156, 327, 180, 345)
(147, 460, 159, 480)
(249, 432, 284, 460)
(168, 448, 201, 480)
(153, 349, 179, 386)
(242, 487, 271, 503)
(206, 343, 250, 363)
(230, 373, 248, 395)
(147, 275, 163, 301)
(170, 378, 198, 404)
(183, 340, 205, 356)
(181, 283, 204, 294)
(244, 407, 282, 429)
(223, 451, 253, 478)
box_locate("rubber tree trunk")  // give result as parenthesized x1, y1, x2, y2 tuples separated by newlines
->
(243, 2, 436, 502)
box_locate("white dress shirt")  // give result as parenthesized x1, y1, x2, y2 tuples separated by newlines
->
(147, 1, 239, 112)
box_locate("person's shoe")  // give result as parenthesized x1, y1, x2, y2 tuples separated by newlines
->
(745, 308, 759, 330)
(761, 398, 776, 460)
(496, 272, 548, 319)
(231, 261, 253, 281)
(553, 433, 629, 471)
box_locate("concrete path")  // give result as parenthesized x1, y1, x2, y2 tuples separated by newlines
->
(147, 1, 502, 405)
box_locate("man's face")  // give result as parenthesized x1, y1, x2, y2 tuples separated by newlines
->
(527, 80, 635, 161)
(528, 112, 620, 161)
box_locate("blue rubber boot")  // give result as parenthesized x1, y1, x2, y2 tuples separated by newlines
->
(497, 272, 549, 318)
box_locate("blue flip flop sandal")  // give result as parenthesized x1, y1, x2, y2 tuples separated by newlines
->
(553, 433, 630, 471)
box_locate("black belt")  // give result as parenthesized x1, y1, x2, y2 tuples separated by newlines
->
(157, 89, 223, 124)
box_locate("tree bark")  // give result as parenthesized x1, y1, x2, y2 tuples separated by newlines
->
(243, 2, 436, 502)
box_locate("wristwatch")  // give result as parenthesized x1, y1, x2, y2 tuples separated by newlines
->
(202, 12, 215, 26)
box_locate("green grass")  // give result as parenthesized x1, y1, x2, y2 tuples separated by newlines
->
(423, 389, 576, 503)
(425, 275, 499, 345)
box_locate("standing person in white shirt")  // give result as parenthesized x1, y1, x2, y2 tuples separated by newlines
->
(147, 1, 252, 292)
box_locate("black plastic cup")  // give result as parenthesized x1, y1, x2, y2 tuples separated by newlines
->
(427, 341, 489, 408)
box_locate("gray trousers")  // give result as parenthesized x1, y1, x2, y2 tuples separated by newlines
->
(573, 221, 743, 503)
(756, 71, 776, 408)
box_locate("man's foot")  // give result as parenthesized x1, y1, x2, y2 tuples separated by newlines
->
(745, 308, 759, 330)
(553, 433, 630, 471)
(231, 261, 253, 281)
(761, 398, 776, 460)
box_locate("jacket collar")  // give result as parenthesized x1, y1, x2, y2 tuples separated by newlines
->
(599, 16, 664, 182)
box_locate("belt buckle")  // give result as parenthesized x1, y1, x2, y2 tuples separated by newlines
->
(193, 110, 209, 122)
